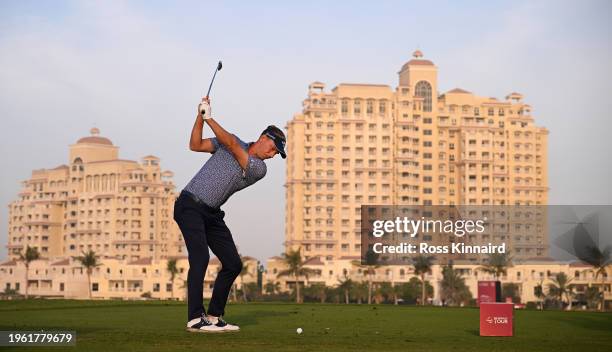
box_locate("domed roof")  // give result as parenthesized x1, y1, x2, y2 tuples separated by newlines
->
(400, 50, 434, 71)
(77, 128, 113, 145)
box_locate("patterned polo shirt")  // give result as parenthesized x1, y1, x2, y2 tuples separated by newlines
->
(183, 135, 267, 209)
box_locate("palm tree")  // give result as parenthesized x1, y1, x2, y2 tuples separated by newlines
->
(548, 272, 572, 309)
(18, 246, 40, 299)
(557, 221, 611, 311)
(477, 251, 513, 280)
(502, 283, 521, 304)
(74, 250, 101, 299)
(337, 274, 353, 304)
(413, 255, 434, 306)
(534, 279, 546, 310)
(166, 258, 179, 300)
(585, 286, 601, 310)
(583, 245, 611, 312)
(277, 248, 316, 303)
(566, 285, 576, 311)
(440, 264, 471, 306)
(351, 250, 381, 304)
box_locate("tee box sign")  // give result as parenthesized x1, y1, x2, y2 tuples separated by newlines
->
(480, 302, 514, 337)
(477, 280, 501, 306)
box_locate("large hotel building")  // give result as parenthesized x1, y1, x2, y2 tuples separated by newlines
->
(284, 51, 549, 262)
(6, 128, 183, 261)
(263, 51, 600, 306)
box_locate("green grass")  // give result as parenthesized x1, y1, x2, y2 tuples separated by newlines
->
(0, 300, 611, 352)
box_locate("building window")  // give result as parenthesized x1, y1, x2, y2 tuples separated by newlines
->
(415, 81, 432, 112)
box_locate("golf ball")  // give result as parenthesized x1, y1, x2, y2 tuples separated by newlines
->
(296, 328, 303, 334)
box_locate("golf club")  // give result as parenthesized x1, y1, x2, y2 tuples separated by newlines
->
(206, 61, 223, 97)
(200, 61, 222, 117)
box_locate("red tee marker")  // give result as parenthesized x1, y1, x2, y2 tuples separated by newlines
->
(480, 302, 514, 337)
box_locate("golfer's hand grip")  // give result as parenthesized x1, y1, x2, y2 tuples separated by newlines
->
(199, 102, 212, 120)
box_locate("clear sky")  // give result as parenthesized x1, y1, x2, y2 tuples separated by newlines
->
(1, 0, 611, 263)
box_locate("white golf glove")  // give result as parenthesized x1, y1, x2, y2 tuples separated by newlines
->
(199, 101, 212, 120)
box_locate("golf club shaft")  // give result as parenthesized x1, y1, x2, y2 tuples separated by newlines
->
(206, 68, 219, 97)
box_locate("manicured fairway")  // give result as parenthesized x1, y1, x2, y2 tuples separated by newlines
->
(1, 300, 611, 351)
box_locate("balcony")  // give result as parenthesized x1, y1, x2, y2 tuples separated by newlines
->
(304, 101, 337, 112)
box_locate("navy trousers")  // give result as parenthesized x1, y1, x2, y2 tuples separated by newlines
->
(173, 191, 242, 320)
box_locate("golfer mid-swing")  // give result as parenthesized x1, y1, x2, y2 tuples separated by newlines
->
(174, 96, 286, 332)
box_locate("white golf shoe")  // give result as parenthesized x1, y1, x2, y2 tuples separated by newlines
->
(207, 316, 240, 332)
(186, 317, 225, 333)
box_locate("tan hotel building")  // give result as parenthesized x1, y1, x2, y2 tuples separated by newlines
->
(284, 51, 549, 262)
(6, 128, 183, 261)
(270, 53, 610, 305)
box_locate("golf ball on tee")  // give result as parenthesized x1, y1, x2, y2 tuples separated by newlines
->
(296, 328, 303, 334)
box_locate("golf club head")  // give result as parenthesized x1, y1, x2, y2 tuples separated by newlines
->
(217, 61, 223, 71)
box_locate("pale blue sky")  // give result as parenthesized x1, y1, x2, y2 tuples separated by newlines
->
(1, 0, 611, 262)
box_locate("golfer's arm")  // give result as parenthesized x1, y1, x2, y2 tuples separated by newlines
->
(205, 118, 248, 169)
(188, 115, 216, 153)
